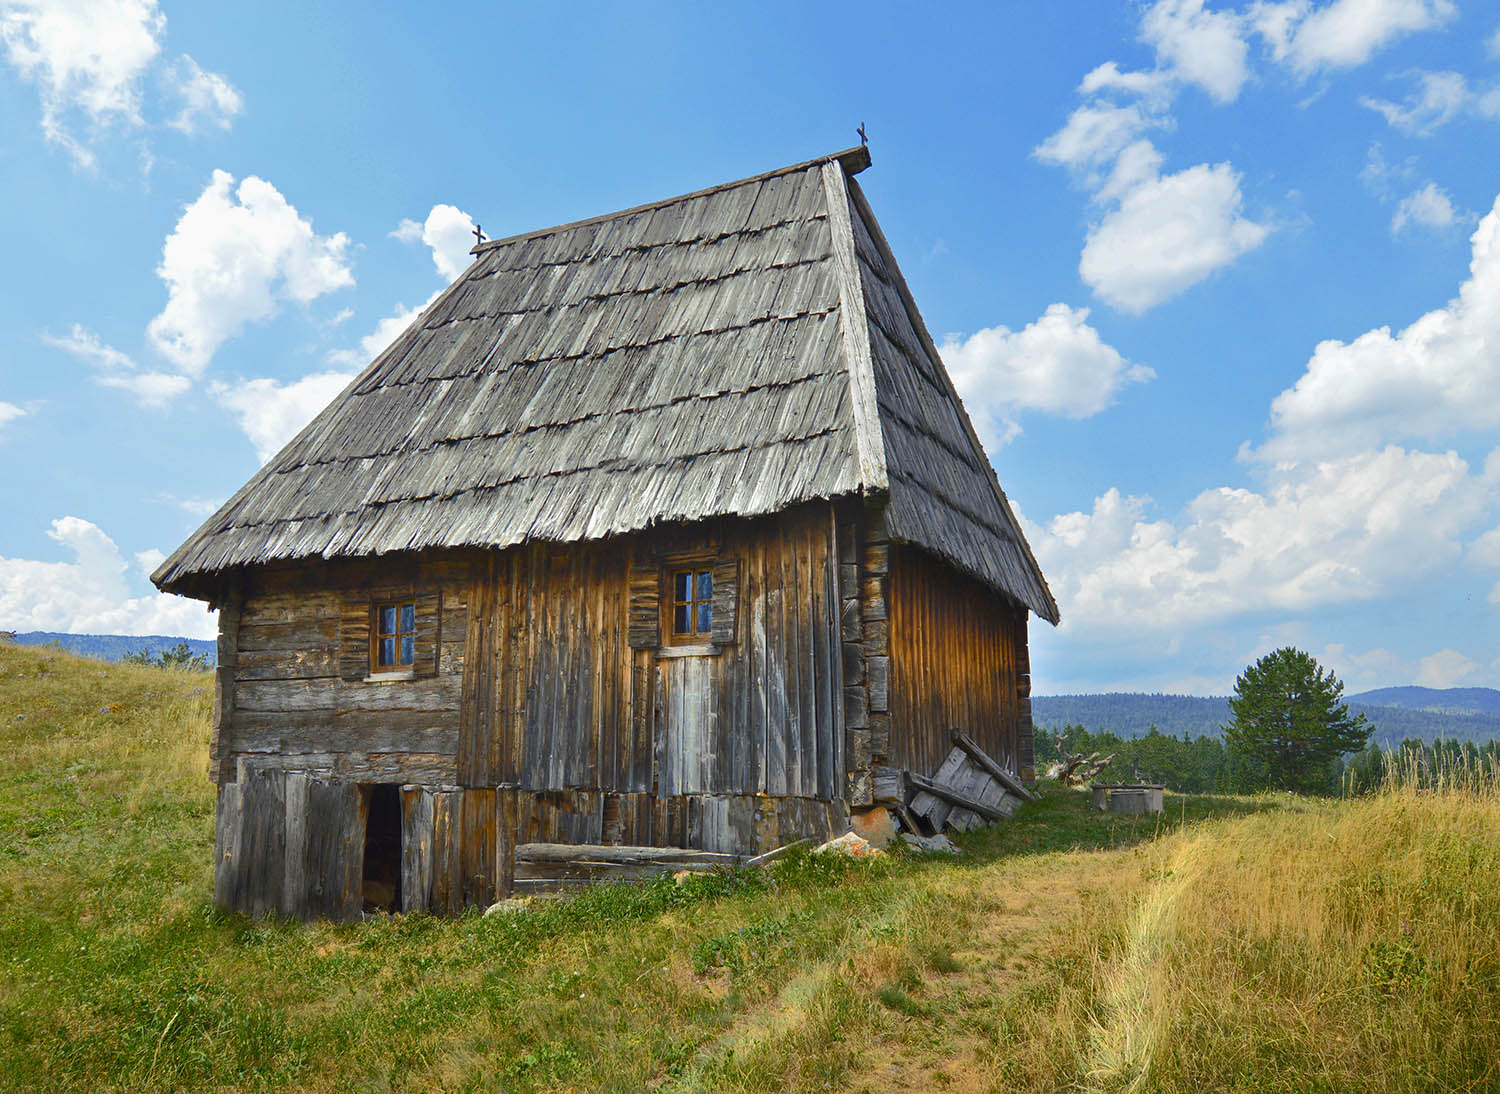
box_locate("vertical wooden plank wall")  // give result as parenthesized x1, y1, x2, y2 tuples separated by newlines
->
(886, 543, 1028, 778)
(456, 502, 846, 852)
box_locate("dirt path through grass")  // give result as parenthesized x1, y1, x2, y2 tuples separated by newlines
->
(669, 845, 1143, 1092)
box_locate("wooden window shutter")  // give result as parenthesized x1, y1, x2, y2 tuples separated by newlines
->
(341, 588, 441, 679)
(627, 551, 660, 649)
(710, 557, 740, 645)
(413, 590, 440, 678)
(339, 595, 371, 681)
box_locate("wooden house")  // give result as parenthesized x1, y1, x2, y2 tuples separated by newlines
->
(153, 146, 1058, 919)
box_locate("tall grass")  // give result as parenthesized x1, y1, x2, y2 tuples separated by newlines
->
(1070, 784, 1500, 1091)
(1377, 742, 1500, 796)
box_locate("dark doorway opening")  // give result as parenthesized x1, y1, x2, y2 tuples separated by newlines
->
(362, 784, 403, 913)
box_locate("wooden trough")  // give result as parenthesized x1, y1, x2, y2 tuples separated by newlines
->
(1091, 784, 1165, 814)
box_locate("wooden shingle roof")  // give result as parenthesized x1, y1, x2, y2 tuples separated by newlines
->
(154, 148, 1058, 623)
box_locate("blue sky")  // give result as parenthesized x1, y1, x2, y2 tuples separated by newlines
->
(2, 0, 1497, 695)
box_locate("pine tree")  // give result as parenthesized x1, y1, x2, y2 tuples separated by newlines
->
(1224, 647, 1370, 793)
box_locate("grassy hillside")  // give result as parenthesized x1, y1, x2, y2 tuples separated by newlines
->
(4, 644, 1498, 1091)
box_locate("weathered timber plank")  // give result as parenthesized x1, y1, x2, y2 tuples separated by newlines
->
(461, 787, 497, 908)
(305, 776, 364, 922)
(211, 583, 243, 784)
(235, 647, 339, 681)
(236, 618, 338, 654)
(231, 714, 458, 757)
(235, 751, 457, 785)
(907, 770, 1009, 823)
(951, 727, 1036, 801)
(430, 789, 463, 916)
(908, 747, 966, 829)
(402, 786, 434, 913)
(868, 655, 889, 713)
(236, 676, 460, 714)
(516, 843, 740, 866)
(281, 772, 310, 918)
(213, 782, 243, 912)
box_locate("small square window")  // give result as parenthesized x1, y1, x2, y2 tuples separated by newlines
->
(668, 567, 713, 642)
(372, 599, 417, 671)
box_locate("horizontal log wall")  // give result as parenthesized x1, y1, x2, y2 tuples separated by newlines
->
(222, 554, 473, 787)
(887, 543, 1028, 779)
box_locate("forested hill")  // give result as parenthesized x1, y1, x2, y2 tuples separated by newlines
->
(4, 632, 216, 665)
(1347, 686, 1500, 715)
(1034, 691, 1500, 747)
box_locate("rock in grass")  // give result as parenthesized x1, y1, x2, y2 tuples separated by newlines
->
(484, 897, 534, 916)
(900, 832, 960, 855)
(814, 831, 882, 858)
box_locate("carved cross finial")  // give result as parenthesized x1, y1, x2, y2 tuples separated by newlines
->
(472, 223, 486, 246)
(858, 122, 867, 147)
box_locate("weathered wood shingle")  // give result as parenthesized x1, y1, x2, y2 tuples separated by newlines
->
(154, 147, 1057, 623)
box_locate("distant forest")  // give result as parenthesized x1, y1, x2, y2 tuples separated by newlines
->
(4, 632, 217, 665)
(1033, 691, 1500, 748)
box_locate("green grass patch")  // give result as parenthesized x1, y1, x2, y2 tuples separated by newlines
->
(5, 642, 1497, 1091)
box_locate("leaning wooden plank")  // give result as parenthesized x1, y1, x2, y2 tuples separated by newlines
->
(906, 770, 1009, 822)
(951, 727, 1036, 801)
(908, 746, 967, 829)
(943, 758, 995, 832)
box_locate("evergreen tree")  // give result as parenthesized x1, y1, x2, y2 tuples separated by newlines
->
(1224, 647, 1370, 793)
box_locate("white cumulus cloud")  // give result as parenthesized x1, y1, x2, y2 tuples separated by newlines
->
(1033, 445, 1490, 633)
(0, 0, 163, 166)
(0, 516, 214, 637)
(212, 370, 353, 464)
(165, 53, 241, 134)
(41, 323, 189, 406)
(1391, 182, 1457, 234)
(1361, 70, 1479, 136)
(940, 303, 1153, 450)
(392, 203, 478, 281)
(147, 170, 353, 374)
(1035, 103, 1163, 173)
(1253, 193, 1500, 462)
(1417, 648, 1476, 688)
(1141, 0, 1251, 103)
(1253, 0, 1456, 75)
(1080, 155, 1271, 313)
(0, 400, 25, 432)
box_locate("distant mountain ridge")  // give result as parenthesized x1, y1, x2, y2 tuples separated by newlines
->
(1034, 687, 1500, 748)
(1347, 686, 1500, 716)
(3, 632, 216, 665)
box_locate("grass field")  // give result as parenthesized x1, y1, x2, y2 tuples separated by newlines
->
(3, 641, 1497, 1091)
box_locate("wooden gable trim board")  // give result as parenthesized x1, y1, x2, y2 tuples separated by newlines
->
(820, 159, 889, 493)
